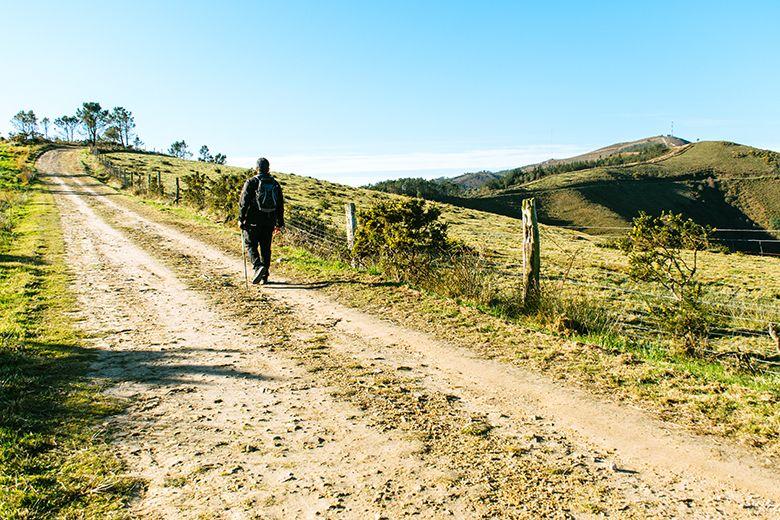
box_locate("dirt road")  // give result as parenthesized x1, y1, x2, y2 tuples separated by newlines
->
(38, 149, 779, 518)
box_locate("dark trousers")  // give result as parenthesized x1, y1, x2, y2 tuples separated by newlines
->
(243, 225, 274, 271)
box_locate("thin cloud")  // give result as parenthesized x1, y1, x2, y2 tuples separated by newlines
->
(229, 144, 588, 185)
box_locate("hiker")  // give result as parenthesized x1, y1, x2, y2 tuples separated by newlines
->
(239, 157, 285, 284)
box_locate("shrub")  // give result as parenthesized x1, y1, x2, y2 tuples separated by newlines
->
(353, 198, 451, 280)
(149, 174, 164, 197)
(181, 171, 208, 209)
(207, 172, 246, 222)
(621, 211, 713, 353)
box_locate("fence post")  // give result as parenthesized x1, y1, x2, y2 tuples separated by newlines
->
(157, 171, 162, 195)
(175, 177, 180, 204)
(522, 197, 540, 306)
(344, 202, 357, 249)
(146, 173, 151, 193)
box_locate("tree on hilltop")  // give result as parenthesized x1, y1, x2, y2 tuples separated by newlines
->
(10, 110, 39, 140)
(169, 140, 192, 158)
(41, 117, 50, 139)
(198, 145, 227, 164)
(109, 107, 136, 147)
(77, 102, 109, 146)
(54, 115, 79, 141)
(198, 145, 213, 162)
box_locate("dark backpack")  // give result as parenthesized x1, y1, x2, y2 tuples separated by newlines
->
(255, 177, 278, 213)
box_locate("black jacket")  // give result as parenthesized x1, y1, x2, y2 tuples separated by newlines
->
(239, 174, 285, 228)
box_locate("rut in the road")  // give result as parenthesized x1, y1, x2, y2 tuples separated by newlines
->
(40, 149, 780, 518)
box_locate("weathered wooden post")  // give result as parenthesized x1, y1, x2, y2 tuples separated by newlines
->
(175, 177, 180, 204)
(522, 197, 540, 306)
(344, 202, 357, 250)
(146, 173, 152, 193)
(157, 171, 163, 195)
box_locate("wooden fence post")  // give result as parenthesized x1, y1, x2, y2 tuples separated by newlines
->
(147, 173, 152, 192)
(522, 197, 540, 306)
(175, 177, 180, 204)
(344, 202, 357, 250)
(157, 171, 162, 195)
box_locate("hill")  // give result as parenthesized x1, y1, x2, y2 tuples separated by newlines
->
(514, 135, 689, 173)
(439, 136, 690, 191)
(462, 141, 780, 248)
(446, 170, 501, 189)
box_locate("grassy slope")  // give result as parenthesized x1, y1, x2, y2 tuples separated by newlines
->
(80, 151, 780, 460)
(475, 141, 780, 236)
(0, 143, 133, 518)
(101, 149, 780, 303)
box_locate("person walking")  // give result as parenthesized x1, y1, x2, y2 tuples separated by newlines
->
(239, 157, 285, 284)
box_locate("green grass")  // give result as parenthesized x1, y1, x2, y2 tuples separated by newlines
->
(0, 142, 134, 518)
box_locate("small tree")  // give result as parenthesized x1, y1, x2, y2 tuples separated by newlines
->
(198, 145, 212, 162)
(10, 110, 39, 140)
(109, 107, 135, 147)
(621, 212, 712, 353)
(41, 117, 50, 139)
(77, 102, 109, 146)
(213, 153, 227, 165)
(103, 126, 122, 144)
(54, 115, 79, 141)
(168, 140, 192, 159)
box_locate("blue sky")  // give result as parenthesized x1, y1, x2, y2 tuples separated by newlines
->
(3, 1, 780, 184)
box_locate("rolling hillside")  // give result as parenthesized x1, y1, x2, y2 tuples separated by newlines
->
(452, 140, 780, 252)
(91, 149, 780, 302)
(445, 135, 689, 190)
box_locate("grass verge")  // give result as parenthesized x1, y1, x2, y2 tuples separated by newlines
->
(0, 143, 134, 518)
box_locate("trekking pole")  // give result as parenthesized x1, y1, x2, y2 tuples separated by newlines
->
(240, 232, 249, 290)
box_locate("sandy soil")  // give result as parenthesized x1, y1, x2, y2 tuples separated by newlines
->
(38, 149, 779, 518)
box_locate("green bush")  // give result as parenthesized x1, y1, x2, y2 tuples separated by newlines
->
(621, 211, 713, 353)
(181, 171, 207, 209)
(353, 198, 451, 280)
(207, 172, 246, 221)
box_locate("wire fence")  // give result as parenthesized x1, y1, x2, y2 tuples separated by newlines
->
(541, 224, 780, 256)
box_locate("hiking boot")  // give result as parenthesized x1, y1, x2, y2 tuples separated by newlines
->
(261, 267, 270, 284)
(252, 267, 264, 284)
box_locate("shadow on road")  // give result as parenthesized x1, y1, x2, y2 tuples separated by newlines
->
(92, 345, 277, 385)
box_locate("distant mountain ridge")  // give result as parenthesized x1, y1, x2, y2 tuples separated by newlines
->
(448, 135, 691, 190)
